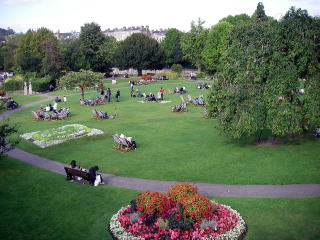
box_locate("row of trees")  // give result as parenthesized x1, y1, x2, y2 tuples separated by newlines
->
(207, 3, 320, 140)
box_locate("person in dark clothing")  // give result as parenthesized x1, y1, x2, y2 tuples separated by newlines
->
(106, 88, 112, 102)
(88, 166, 104, 186)
(115, 89, 120, 102)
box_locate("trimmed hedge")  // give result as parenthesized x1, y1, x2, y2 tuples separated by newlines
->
(32, 77, 50, 92)
(4, 75, 24, 91)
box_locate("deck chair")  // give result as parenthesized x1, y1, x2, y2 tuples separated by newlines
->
(112, 134, 122, 150)
(32, 111, 42, 121)
(118, 137, 130, 152)
(92, 109, 98, 119)
(43, 112, 51, 120)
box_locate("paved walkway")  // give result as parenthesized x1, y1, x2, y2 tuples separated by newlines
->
(2, 93, 320, 198)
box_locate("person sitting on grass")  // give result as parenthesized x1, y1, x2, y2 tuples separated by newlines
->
(316, 127, 320, 138)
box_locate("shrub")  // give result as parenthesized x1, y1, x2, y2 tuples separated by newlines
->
(180, 193, 214, 221)
(4, 75, 24, 91)
(136, 191, 172, 216)
(168, 182, 198, 202)
(32, 77, 51, 92)
(171, 64, 183, 74)
(157, 71, 180, 80)
(195, 71, 206, 79)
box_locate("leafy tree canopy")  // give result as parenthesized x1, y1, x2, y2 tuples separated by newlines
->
(181, 18, 208, 70)
(114, 33, 164, 76)
(58, 69, 104, 99)
(161, 28, 185, 66)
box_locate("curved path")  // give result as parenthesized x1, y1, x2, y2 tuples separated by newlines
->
(2, 93, 320, 198)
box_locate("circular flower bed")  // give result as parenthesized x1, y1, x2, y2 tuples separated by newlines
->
(109, 183, 247, 240)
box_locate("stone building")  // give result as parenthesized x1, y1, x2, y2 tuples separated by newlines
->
(55, 26, 167, 42)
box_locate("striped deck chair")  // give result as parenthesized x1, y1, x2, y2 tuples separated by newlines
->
(32, 111, 42, 121)
(112, 134, 122, 150)
(92, 109, 98, 119)
(118, 137, 130, 152)
(43, 112, 51, 120)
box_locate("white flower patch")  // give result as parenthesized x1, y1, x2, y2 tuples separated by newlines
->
(20, 124, 104, 148)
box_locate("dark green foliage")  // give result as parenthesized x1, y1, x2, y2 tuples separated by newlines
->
(79, 22, 112, 73)
(59, 38, 88, 71)
(32, 77, 51, 92)
(0, 122, 18, 157)
(252, 2, 268, 22)
(41, 38, 64, 81)
(208, 4, 320, 139)
(181, 18, 208, 70)
(114, 33, 164, 76)
(161, 28, 185, 66)
(171, 64, 183, 74)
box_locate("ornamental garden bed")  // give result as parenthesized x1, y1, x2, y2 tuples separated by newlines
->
(109, 183, 247, 240)
(20, 124, 104, 148)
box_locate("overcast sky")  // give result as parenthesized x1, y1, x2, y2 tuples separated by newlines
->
(1, 0, 319, 33)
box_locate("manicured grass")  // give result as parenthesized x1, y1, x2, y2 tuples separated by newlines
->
(0, 157, 319, 240)
(9, 94, 47, 105)
(6, 81, 320, 185)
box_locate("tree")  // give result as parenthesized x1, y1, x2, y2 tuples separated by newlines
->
(41, 38, 64, 82)
(161, 28, 184, 66)
(79, 22, 107, 72)
(96, 35, 118, 74)
(207, 4, 320, 140)
(219, 14, 251, 26)
(0, 121, 18, 158)
(58, 69, 104, 99)
(202, 21, 232, 74)
(59, 38, 88, 71)
(114, 33, 164, 76)
(181, 18, 208, 70)
(252, 2, 268, 22)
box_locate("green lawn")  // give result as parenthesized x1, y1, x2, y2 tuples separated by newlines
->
(5, 80, 320, 185)
(0, 157, 319, 240)
(9, 94, 47, 105)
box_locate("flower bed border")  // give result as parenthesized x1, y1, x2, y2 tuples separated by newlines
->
(108, 202, 248, 240)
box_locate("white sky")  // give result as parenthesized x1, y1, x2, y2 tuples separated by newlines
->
(1, 0, 319, 33)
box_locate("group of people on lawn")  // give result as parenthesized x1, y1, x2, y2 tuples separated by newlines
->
(34, 97, 70, 120)
(98, 88, 121, 102)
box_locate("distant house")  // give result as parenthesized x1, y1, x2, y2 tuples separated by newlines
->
(55, 26, 167, 42)
(54, 31, 80, 40)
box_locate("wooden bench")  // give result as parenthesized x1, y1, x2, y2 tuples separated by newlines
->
(64, 167, 93, 185)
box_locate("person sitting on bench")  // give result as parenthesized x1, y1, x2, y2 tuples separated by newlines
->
(88, 166, 104, 186)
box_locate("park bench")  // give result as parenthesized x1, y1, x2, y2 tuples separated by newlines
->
(64, 167, 93, 185)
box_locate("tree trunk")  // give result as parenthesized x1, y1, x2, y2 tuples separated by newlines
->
(137, 68, 142, 76)
(80, 87, 85, 100)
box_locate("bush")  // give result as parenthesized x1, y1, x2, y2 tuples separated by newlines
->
(4, 75, 24, 91)
(136, 191, 172, 216)
(168, 182, 198, 202)
(171, 64, 183, 74)
(157, 72, 180, 80)
(32, 77, 50, 92)
(180, 193, 214, 221)
(195, 71, 206, 79)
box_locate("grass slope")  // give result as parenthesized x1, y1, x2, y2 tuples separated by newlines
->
(5, 80, 320, 185)
(0, 157, 319, 240)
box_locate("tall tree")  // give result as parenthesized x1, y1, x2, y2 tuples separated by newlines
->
(202, 21, 232, 74)
(58, 69, 104, 100)
(59, 38, 88, 71)
(114, 33, 164, 76)
(161, 28, 184, 66)
(252, 2, 268, 22)
(41, 38, 64, 82)
(79, 22, 107, 72)
(207, 4, 320, 140)
(181, 18, 208, 71)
